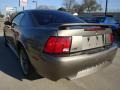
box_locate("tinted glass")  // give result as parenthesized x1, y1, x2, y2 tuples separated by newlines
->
(12, 13, 24, 25)
(105, 17, 117, 24)
(30, 11, 85, 25)
(80, 16, 105, 23)
(91, 17, 105, 23)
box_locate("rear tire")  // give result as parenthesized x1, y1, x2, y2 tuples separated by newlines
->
(4, 33, 8, 47)
(19, 47, 35, 78)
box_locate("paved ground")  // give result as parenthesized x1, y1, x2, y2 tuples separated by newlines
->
(0, 22, 120, 90)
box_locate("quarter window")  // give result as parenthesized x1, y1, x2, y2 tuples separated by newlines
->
(12, 13, 24, 25)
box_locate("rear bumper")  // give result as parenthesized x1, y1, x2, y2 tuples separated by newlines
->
(36, 44, 117, 81)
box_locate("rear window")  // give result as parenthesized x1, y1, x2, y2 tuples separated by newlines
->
(30, 11, 85, 25)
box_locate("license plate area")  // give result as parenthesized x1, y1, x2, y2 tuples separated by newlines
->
(82, 35, 104, 50)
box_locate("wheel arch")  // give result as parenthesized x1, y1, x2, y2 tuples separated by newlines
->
(16, 40, 29, 57)
(17, 40, 39, 76)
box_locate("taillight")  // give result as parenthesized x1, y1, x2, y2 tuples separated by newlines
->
(43, 36, 72, 54)
(109, 33, 114, 43)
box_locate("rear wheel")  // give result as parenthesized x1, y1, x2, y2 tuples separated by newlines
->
(4, 32, 8, 47)
(19, 48, 33, 77)
(19, 47, 41, 79)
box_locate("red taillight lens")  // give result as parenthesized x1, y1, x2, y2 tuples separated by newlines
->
(109, 33, 114, 43)
(43, 36, 71, 54)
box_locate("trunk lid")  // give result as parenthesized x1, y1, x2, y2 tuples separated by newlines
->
(57, 23, 113, 53)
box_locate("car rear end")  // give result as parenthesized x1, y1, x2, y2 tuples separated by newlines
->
(28, 10, 117, 81)
(39, 23, 117, 81)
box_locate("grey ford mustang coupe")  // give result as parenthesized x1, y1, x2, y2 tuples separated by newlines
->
(4, 10, 117, 81)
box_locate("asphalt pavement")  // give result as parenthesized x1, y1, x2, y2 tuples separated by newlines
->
(0, 25, 120, 90)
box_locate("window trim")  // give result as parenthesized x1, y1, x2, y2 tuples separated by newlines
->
(11, 12, 25, 26)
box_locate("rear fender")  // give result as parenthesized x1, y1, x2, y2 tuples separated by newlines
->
(16, 40, 29, 58)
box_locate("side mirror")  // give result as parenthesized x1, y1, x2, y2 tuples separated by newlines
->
(4, 21, 12, 26)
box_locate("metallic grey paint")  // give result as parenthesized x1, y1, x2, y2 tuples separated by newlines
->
(4, 10, 117, 81)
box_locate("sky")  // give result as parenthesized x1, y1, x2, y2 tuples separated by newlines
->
(0, 0, 120, 14)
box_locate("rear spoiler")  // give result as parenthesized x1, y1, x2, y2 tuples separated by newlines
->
(59, 23, 112, 30)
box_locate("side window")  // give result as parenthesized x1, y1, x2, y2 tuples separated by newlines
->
(104, 18, 109, 23)
(12, 13, 24, 25)
(105, 17, 117, 24)
(111, 19, 117, 24)
(21, 14, 29, 26)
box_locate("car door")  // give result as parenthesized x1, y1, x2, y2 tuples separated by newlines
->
(9, 13, 24, 49)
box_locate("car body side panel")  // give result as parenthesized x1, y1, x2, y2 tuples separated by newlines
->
(20, 28, 58, 72)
